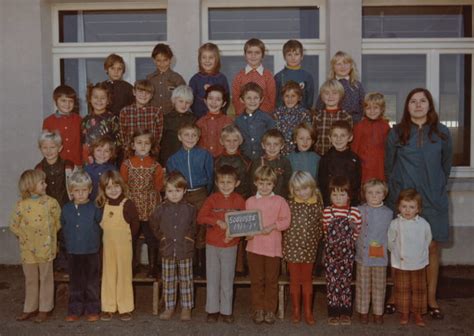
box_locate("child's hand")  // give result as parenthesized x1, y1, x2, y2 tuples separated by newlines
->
(262, 226, 274, 235)
(216, 220, 227, 230)
(245, 236, 254, 241)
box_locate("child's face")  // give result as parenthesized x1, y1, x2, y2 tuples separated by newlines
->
(255, 179, 274, 197)
(365, 185, 385, 207)
(93, 144, 112, 164)
(240, 91, 263, 114)
(132, 134, 152, 157)
(283, 89, 300, 109)
(205, 90, 226, 114)
(294, 185, 313, 201)
(262, 136, 284, 159)
(329, 128, 352, 151)
(220, 134, 241, 155)
(70, 185, 91, 204)
(165, 184, 185, 203)
(55, 95, 75, 115)
(284, 49, 303, 68)
(321, 89, 341, 109)
(174, 97, 192, 113)
(331, 189, 349, 207)
(91, 88, 108, 114)
(33, 179, 47, 196)
(105, 180, 122, 200)
(334, 57, 352, 77)
(245, 46, 264, 68)
(295, 128, 313, 152)
(134, 89, 153, 107)
(178, 129, 199, 150)
(39, 140, 62, 164)
(107, 62, 124, 81)
(365, 102, 383, 121)
(398, 200, 419, 220)
(216, 175, 240, 197)
(154, 53, 171, 73)
(200, 50, 217, 73)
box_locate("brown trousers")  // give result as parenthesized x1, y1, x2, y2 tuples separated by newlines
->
(185, 187, 207, 249)
(22, 261, 54, 313)
(393, 267, 427, 314)
(247, 252, 280, 313)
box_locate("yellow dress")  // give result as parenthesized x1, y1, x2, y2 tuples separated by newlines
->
(101, 199, 134, 313)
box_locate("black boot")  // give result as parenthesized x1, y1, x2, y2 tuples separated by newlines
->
(198, 248, 206, 278)
(147, 247, 159, 278)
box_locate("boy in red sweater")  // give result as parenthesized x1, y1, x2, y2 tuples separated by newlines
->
(197, 165, 246, 324)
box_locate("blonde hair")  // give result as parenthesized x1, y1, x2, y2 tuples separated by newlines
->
(364, 92, 386, 119)
(68, 170, 92, 191)
(220, 124, 243, 143)
(171, 85, 194, 104)
(90, 136, 116, 161)
(18, 169, 46, 199)
(253, 166, 277, 184)
(319, 79, 345, 98)
(328, 51, 360, 85)
(288, 171, 318, 199)
(361, 178, 388, 202)
(292, 122, 315, 143)
(38, 131, 62, 147)
(96, 170, 128, 207)
(198, 43, 221, 73)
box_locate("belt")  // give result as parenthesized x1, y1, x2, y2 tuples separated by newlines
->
(187, 186, 206, 192)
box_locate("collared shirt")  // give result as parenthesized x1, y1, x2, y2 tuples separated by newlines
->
(35, 157, 74, 207)
(313, 108, 353, 156)
(43, 112, 82, 166)
(245, 64, 264, 75)
(196, 112, 233, 157)
(119, 103, 163, 157)
(235, 110, 275, 161)
(61, 201, 103, 254)
(147, 68, 186, 115)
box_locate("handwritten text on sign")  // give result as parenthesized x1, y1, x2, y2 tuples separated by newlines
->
(225, 210, 263, 238)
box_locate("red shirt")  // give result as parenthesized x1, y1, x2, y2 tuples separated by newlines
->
(351, 118, 390, 183)
(196, 113, 233, 157)
(43, 112, 82, 166)
(197, 192, 246, 248)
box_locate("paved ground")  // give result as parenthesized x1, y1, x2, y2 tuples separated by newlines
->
(0, 265, 473, 336)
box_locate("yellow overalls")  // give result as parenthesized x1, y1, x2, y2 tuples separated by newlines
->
(101, 199, 134, 313)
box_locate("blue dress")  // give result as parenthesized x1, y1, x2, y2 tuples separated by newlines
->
(385, 123, 452, 241)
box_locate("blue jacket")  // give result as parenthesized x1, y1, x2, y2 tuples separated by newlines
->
(274, 67, 315, 109)
(189, 72, 230, 119)
(84, 162, 117, 201)
(166, 147, 214, 192)
(61, 201, 103, 254)
(235, 110, 275, 161)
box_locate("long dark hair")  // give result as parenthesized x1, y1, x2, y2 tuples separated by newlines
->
(397, 88, 447, 145)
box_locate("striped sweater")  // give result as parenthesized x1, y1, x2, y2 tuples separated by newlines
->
(322, 205, 362, 240)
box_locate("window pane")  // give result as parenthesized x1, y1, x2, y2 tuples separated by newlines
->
(362, 6, 472, 38)
(59, 10, 166, 42)
(135, 57, 156, 81)
(440, 54, 471, 166)
(61, 58, 108, 116)
(209, 7, 319, 40)
(362, 54, 426, 123)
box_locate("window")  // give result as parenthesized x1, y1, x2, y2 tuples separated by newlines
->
(362, 4, 474, 173)
(52, 3, 166, 116)
(203, 1, 326, 110)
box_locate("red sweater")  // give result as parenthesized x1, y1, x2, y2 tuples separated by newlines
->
(231, 68, 276, 116)
(196, 112, 233, 157)
(351, 118, 390, 183)
(197, 192, 246, 248)
(43, 112, 82, 166)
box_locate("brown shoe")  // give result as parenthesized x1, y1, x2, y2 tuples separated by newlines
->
(119, 312, 132, 321)
(86, 314, 100, 322)
(206, 313, 219, 323)
(414, 313, 425, 327)
(328, 316, 339, 325)
(65, 315, 80, 322)
(16, 311, 38, 321)
(340, 315, 352, 325)
(221, 314, 234, 324)
(252, 310, 264, 324)
(34, 312, 49, 323)
(159, 308, 174, 321)
(373, 314, 384, 324)
(264, 311, 276, 324)
(359, 313, 369, 324)
(180, 308, 192, 321)
(400, 313, 409, 325)
(100, 312, 113, 321)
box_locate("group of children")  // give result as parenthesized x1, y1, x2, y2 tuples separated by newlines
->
(9, 37, 433, 329)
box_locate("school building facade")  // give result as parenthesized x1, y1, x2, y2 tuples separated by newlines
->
(1, 0, 473, 264)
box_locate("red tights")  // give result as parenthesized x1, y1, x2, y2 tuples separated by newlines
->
(288, 262, 314, 294)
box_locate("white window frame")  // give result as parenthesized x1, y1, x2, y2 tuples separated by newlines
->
(51, 2, 167, 91)
(362, 1, 474, 177)
(201, 0, 327, 85)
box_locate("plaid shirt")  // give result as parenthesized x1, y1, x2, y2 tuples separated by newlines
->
(119, 103, 163, 157)
(313, 108, 352, 156)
